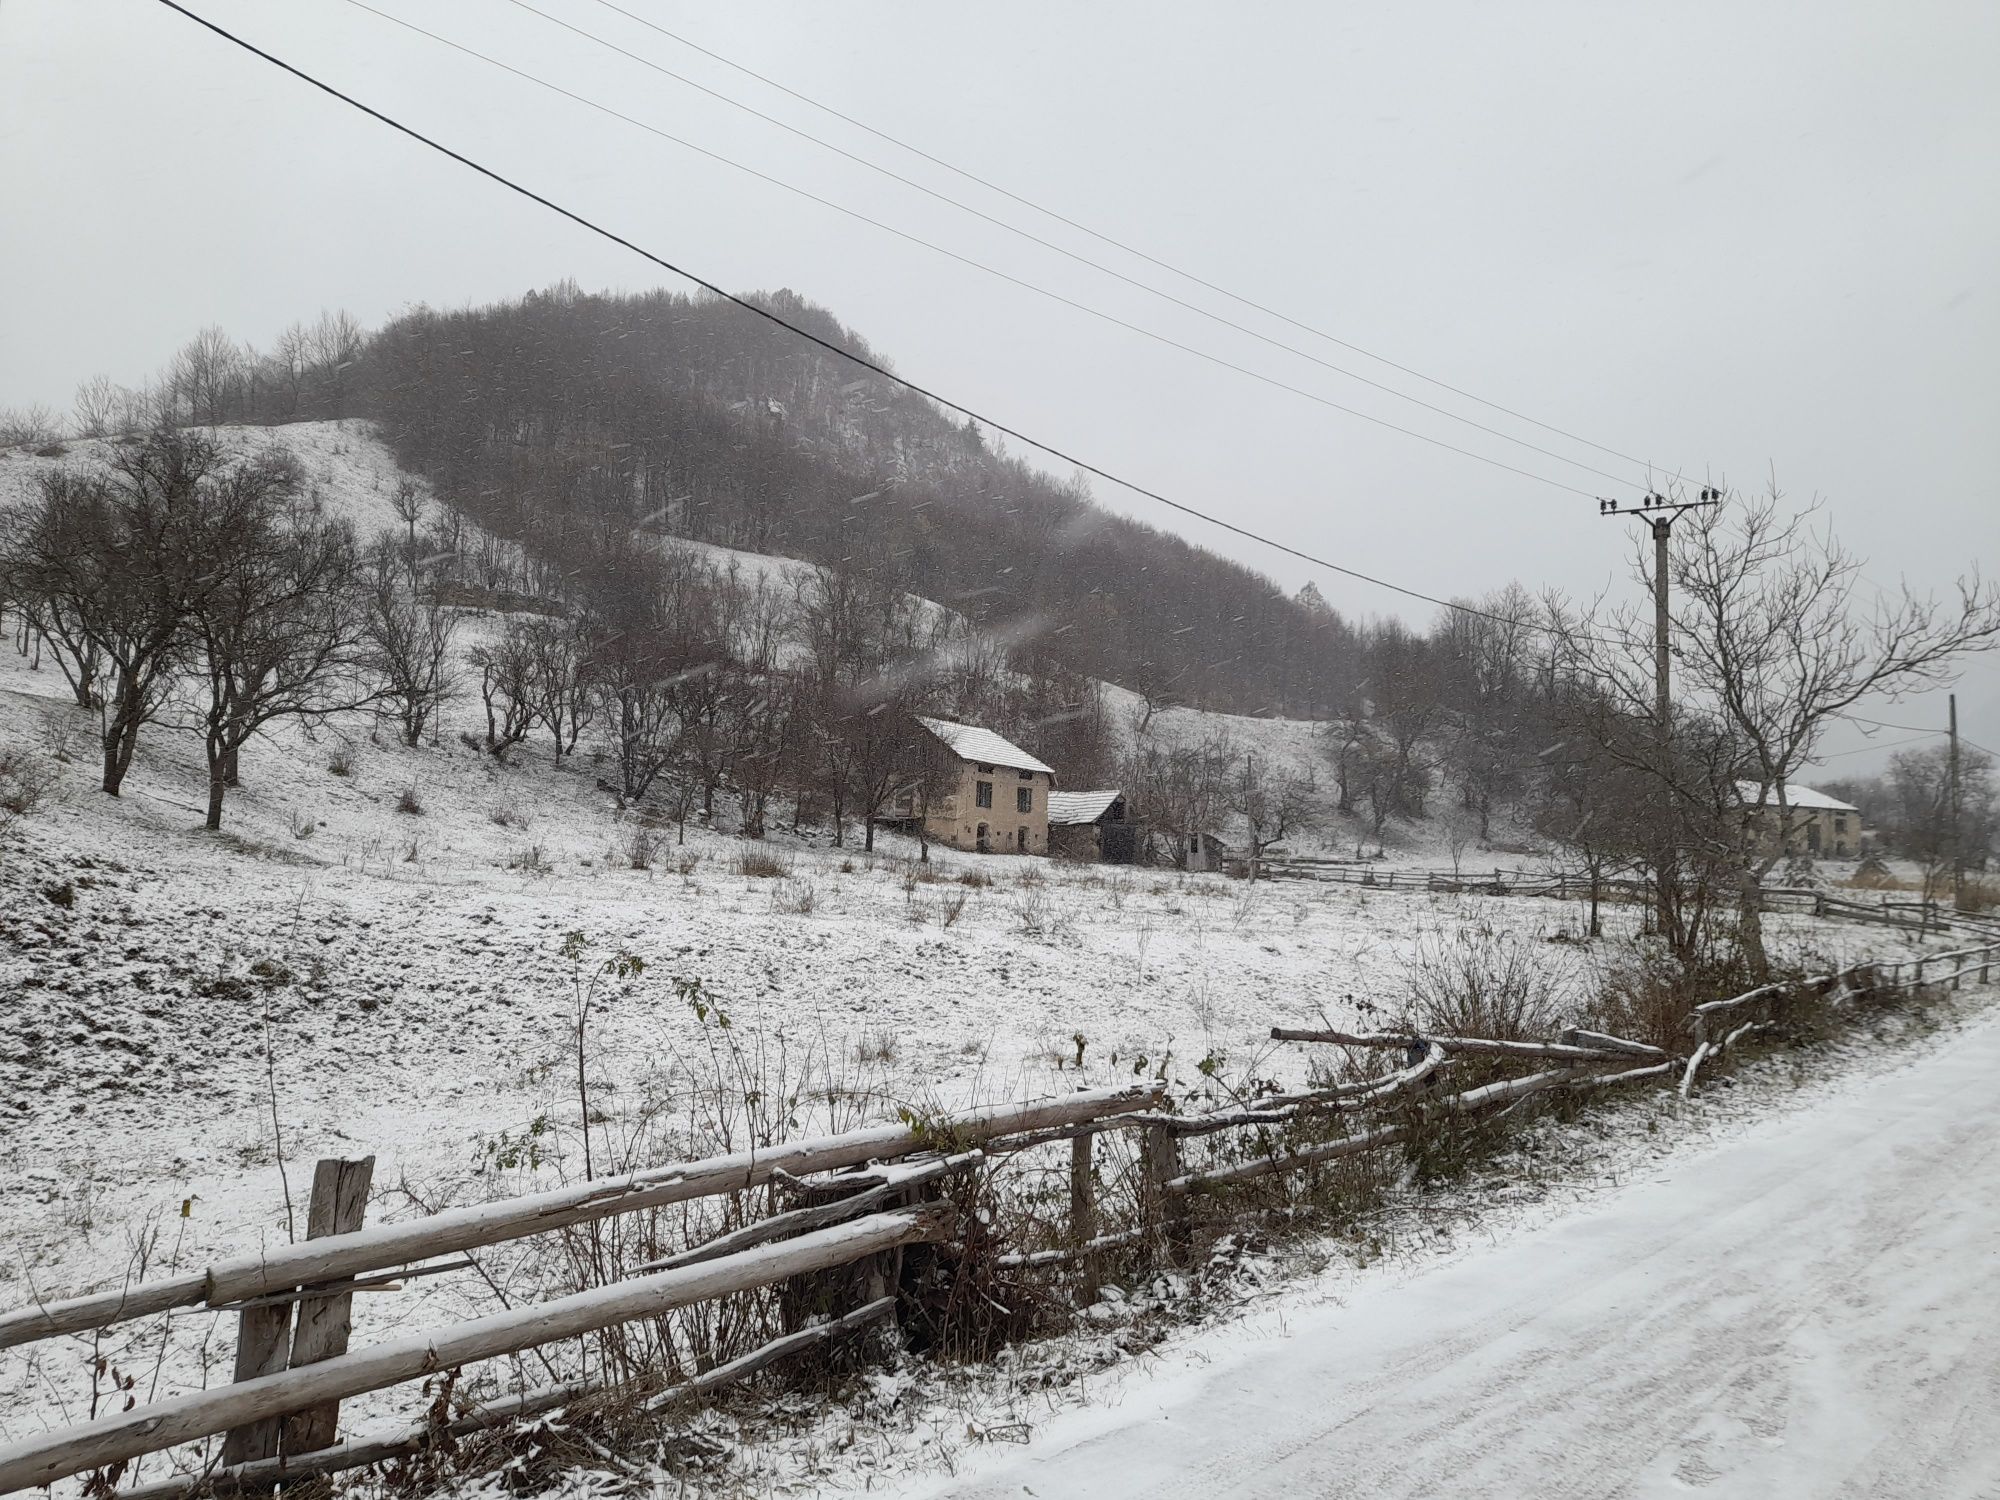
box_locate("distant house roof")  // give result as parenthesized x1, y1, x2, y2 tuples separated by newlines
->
(1735, 781, 1859, 814)
(1048, 789, 1122, 826)
(916, 716, 1054, 776)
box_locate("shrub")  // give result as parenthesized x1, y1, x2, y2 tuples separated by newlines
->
(771, 877, 818, 915)
(627, 827, 664, 870)
(1580, 947, 1755, 1054)
(290, 808, 316, 840)
(856, 1028, 899, 1064)
(734, 847, 792, 879)
(489, 805, 526, 829)
(508, 843, 549, 875)
(37, 709, 80, 764)
(327, 746, 356, 777)
(395, 786, 424, 816)
(1403, 934, 1561, 1042)
(957, 870, 993, 888)
(0, 749, 57, 830)
(939, 890, 968, 929)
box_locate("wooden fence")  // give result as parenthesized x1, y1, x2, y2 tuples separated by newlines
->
(2, 939, 1996, 1498)
(1250, 857, 2000, 938)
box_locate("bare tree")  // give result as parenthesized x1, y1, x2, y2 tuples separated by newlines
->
(470, 626, 537, 761)
(0, 430, 287, 795)
(1552, 485, 2000, 977)
(309, 309, 365, 422)
(362, 546, 459, 747)
(519, 614, 595, 760)
(187, 490, 371, 828)
(0, 405, 64, 446)
(1231, 751, 1316, 877)
(170, 326, 245, 427)
(70, 376, 122, 439)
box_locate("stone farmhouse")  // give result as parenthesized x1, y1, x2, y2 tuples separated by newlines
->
(876, 716, 1135, 859)
(1738, 782, 1863, 858)
(884, 716, 1056, 854)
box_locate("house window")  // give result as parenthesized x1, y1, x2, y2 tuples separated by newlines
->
(1019, 826, 1029, 850)
(1019, 769, 1033, 779)
(1016, 786, 1032, 813)
(1189, 833, 1201, 854)
(975, 780, 993, 809)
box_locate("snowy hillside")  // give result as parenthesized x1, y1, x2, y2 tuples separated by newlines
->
(0, 421, 429, 538)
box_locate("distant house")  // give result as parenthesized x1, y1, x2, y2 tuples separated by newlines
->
(1047, 790, 1138, 863)
(1737, 782, 1862, 858)
(882, 717, 1055, 854)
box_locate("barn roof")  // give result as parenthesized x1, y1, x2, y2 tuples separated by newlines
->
(916, 716, 1054, 776)
(1735, 781, 1858, 813)
(1047, 789, 1122, 826)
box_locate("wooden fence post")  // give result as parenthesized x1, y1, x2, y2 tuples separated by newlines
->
(219, 1157, 374, 1467)
(1140, 1123, 1185, 1264)
(280, 1157, 376, 1460)
(1069, 1133, 1097, 1304)
(218, 1305, 295, 1466)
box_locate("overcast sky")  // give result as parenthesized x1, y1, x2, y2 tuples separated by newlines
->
(3, 0, 1995, 772)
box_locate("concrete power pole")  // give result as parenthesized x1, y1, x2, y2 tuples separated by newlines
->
(1599, 487, 1722, 934)
(1949, 692, 1965, 912)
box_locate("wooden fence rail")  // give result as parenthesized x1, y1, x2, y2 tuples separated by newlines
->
(0, 1212, 942, 1494)
(0, 1088, 1154, 1352)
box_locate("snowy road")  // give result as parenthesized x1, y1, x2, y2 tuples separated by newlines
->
(932, 1013, 2000, 1500)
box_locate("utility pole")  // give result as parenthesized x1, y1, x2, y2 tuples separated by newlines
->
(1598, 487, 1722, 935)
(1949, 692, 1964, 912)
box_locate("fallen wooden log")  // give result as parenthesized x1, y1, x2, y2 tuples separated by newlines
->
(0, 1210, 945, 1494)
(1167, 1123, 1410, 1194)
(994, 1228, 1149, 1271)
(645, 1295, 896, 1410)
(114, 1381, 593, 1500)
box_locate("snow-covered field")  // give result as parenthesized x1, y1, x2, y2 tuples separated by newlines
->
(0, 421, 1974, 1488)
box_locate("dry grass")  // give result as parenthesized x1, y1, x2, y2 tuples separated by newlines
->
(734, 847, 792, 879)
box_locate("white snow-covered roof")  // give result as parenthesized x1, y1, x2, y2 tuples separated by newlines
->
(1047, 789, 1121, 826)
(916, 716, 1054, 776)
(1735, 782, 1858, 813)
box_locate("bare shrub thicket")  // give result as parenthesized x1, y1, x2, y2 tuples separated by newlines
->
(0, 747, 58, 830)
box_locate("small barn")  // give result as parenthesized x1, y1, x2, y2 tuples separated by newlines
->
(1182, 828, 1227, 873)
(1047, 789, 1137, 863)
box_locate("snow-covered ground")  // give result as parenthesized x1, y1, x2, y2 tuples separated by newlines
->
(912, 1001, 2000, 1500)
(0, 420, 1974, 1486)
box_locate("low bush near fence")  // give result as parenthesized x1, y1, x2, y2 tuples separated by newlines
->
(1, 939, 1993, 1499)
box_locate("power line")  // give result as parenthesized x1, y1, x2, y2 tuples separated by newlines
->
(584, 0, 1666, 479)
(330, 0, 1614, 501)
(152, 0, 1574, 636)
(1811, 733, 1934, 761)
(488, 0, 1651, 492)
